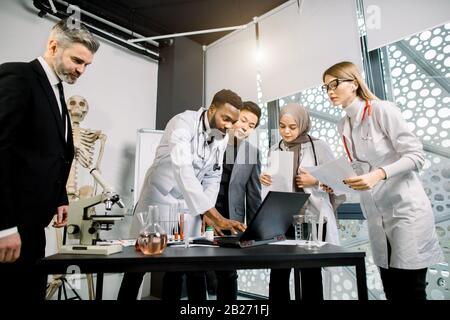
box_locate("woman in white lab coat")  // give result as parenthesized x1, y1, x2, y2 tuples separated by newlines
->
(322, 61, 444, 300)
(260, 103, 342, 300)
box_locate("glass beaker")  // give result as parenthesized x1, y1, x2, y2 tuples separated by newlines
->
(136, 205, 168, 255)
(293, 214, 325, 250)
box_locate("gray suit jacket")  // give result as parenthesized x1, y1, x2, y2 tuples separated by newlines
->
(227, 139, 262, 223)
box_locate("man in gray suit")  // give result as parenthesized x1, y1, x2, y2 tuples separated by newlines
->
(209, 101, 262, 300)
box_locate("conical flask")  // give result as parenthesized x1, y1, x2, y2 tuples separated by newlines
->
(136, 205, 168, 255)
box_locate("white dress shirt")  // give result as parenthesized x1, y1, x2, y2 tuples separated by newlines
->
(37, 56, 67, 141)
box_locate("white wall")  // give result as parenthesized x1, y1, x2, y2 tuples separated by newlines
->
(205, 24, 258, 105)
(0, 0, 158, 299)
(258, 0, 362, 103)
(0, 0, 158, 225)
(204, 0, 362, 104)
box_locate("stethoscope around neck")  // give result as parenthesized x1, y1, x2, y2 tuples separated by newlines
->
(197, 111, 221, 171)
(279, 134, 318, 166)
(342, 99, 372, 162)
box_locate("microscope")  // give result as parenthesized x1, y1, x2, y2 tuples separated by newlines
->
(60, 169, 125, 255)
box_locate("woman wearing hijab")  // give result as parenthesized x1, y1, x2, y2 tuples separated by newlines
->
(322, 61, 443, 300)
(260, 103, 343, 300)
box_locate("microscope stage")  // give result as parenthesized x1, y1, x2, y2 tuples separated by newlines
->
(91, 215, 124, 222)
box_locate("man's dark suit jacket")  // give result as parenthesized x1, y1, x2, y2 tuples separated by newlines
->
(0, 59, 74, 232)
(227, 139, 262, 224)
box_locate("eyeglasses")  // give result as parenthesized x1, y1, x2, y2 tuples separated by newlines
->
(321, 79, 354, 93)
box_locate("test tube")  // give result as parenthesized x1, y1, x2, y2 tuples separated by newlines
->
(183, 214, 189, 248)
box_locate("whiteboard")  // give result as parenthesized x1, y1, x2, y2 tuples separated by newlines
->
(133, 129, 164, 204)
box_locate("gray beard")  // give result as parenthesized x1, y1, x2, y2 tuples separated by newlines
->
(54, 56, 77, 84)
(208, 114, 225, 140)
(55, 68, 76, 84)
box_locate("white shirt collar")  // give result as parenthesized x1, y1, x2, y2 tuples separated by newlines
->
(37, 56, 60, 86)
(344, 96, 365, 121)
(203, 109, 211, 136)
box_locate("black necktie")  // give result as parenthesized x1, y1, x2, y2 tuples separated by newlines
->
(56, 81, 67, 140)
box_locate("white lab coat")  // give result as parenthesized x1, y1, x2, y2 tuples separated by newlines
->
(273, 139, 342, 290)
(338, 97, 444, 269)
(130, 107, 227, 238)
(272, 139, 340, 245)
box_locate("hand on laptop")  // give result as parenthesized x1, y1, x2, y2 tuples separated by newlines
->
(203, 208, 246, 236)
(202, 215, 214, 234)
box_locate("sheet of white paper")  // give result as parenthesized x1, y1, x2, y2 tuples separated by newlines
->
(306, 156, 358, 194)
(170, 244, 218, 248)
(261, 151, 294, 199)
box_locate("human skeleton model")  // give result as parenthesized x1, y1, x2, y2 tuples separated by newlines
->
(47, 96, 106, 300)
(66, 95, 107, 202)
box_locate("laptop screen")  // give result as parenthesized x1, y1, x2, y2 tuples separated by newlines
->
(239, 191, 310, 242)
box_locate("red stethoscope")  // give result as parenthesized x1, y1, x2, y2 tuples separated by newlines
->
(342, 100, 372, 162)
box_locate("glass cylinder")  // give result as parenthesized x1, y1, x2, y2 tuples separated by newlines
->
(292, 213, 327, 250)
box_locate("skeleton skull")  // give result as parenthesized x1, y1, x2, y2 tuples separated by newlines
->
(67, 95, 89, 123)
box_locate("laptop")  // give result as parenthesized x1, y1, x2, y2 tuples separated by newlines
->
(194, 191, 310, 248)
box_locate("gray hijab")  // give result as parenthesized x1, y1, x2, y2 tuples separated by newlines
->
(279, 103, 312, 147)
(279, 103, 344, 218)
(279, 103, 317, 192)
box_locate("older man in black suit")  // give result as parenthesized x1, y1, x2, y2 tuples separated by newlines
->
(0, 18, 99, 300)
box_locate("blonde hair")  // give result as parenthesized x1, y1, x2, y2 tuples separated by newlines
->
(322, 61, 378, 101)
